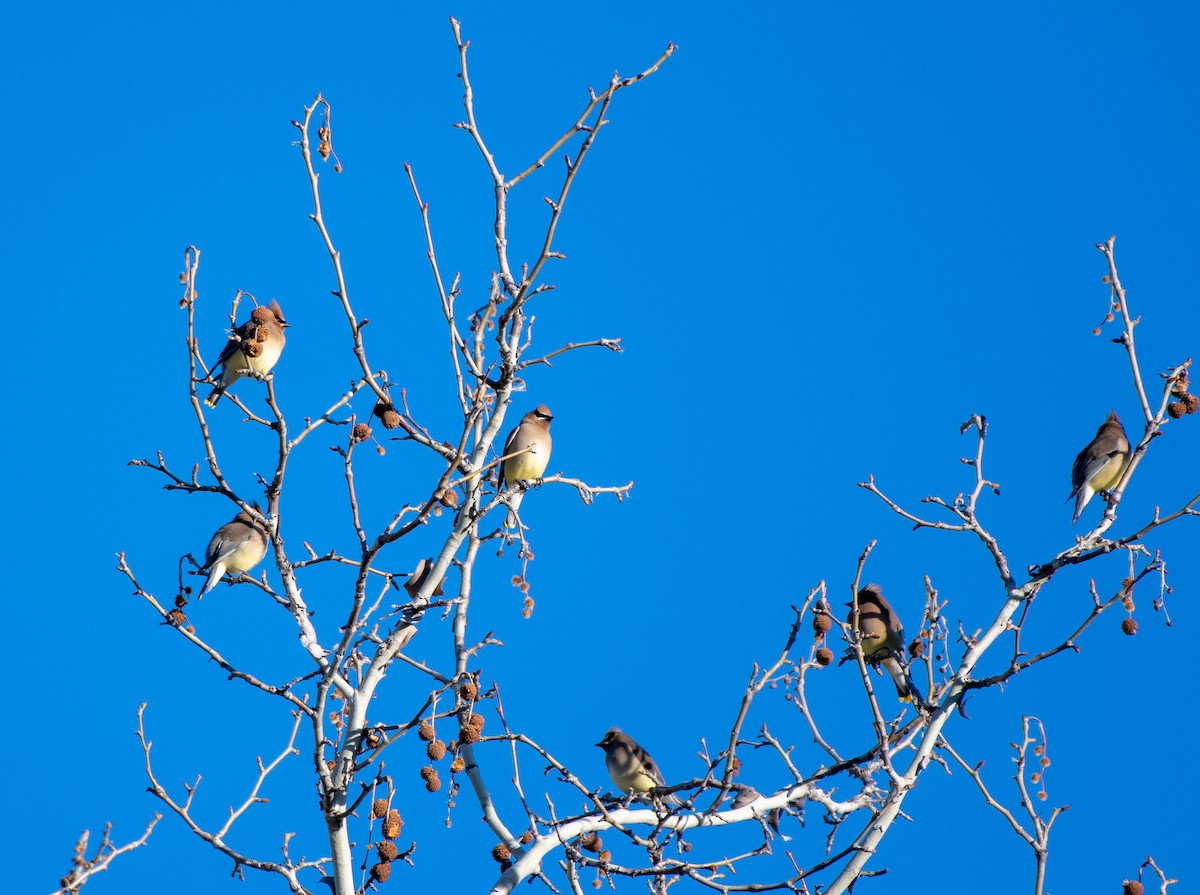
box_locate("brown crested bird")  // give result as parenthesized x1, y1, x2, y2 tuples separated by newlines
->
(596, 727, 681, 805)
(196, 509, 269, 599)
(846, 584, 922, 705)
(1067, 410, 1130, 525)
(498, 404, 553, 527)
(205, 300, 289, 407)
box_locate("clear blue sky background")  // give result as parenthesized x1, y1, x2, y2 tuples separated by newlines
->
(8, 3, 1195, 893)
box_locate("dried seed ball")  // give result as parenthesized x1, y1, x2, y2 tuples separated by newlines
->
(381, 410, 402, 429)
(383, 810, 403, 840)
(459, 680, 479, 701)
(174, 594, 187, 608)
(353, 422, 372, 441)
(250, 306, 274, 325)
(491, 844, 511, 863)
(812, 613, 832, 636)
(167, 608, 187, 627)
(1121, 617, 1138, 636)
(579, 833, 602, 853)
(371, 798, 389, 819)
(1123, 883, 1144, 895)
(729, 756, 741, 775)
(815, 647, 834, 666)
(243, 338, 264, 358)
(426, 740, 447, 761)
(459, 712, 485, 743)
(1168, 401, 1186, 418)
(417, 721, 435, 741)
(450, 756, 466, 774)
(597, 850, 612, 864)
(419, 766, 436, 781)
(909, 639, 925, 659)
(377, 841, 398, 862)
(518, 831, 534, 845)
(438, 488, 460, 509)
(369, 862, 391, 883)
(1185, 393, 1200, 414)
(424, 773, 442, 793)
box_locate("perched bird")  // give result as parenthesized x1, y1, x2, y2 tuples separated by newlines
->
(205, 300, 289, 407)
(498, 404, 553, 527)
(196, 509, 269, 600)
(730, 788, 789, 840)
(596, 727, 681, 805)
(1067, 410, 1131, 525)
(846, 584, 922, 705)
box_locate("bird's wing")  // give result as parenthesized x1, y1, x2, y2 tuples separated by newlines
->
(1070, 447, 1119, 498)
(202, 527, 253, 570)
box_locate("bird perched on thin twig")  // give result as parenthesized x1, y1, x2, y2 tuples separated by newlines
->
(205, 300, 289, 407)
(1067, 410, 1130, 525)
(196, 509, 269, 600)
(498, 404, 553, 528)
(596, 727, 681, 805)
(845, 584, 923, 705)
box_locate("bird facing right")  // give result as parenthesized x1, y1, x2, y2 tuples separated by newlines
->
(498, 404, 553, 527)
(196, 509, 269, 600)
(205, 300, 289, 407)
(1067, 410, 1130, 525)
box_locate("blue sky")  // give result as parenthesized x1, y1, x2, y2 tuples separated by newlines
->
(9, 3, 1196, 893)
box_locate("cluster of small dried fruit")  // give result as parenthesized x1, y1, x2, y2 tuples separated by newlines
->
(368, 800, 404, 883)
(459, 712, 485, 745)
(372, 397, 402, 430)
(1167, 369, 1198, 418)
(1120, 577, 1137, 635)
(811, 608, 835, 666)
(419, 765, 441, 792)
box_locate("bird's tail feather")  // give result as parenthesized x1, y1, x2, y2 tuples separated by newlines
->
(885, 656, 924, 706)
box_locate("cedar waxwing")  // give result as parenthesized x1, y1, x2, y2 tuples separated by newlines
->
(1067, 410, 1130, 525)
(596, 727, 681, 805)
(730, 788, 788, 839)
(498, 404, 553, 527)
(846, 584, 922, 705)
(196, 509, 269, 599)
(205, 300, 289, 407)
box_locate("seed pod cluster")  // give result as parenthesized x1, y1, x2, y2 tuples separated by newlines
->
(459, 712, 485, 744)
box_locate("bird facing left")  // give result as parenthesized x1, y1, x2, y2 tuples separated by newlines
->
(596, 727, 681, 806)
